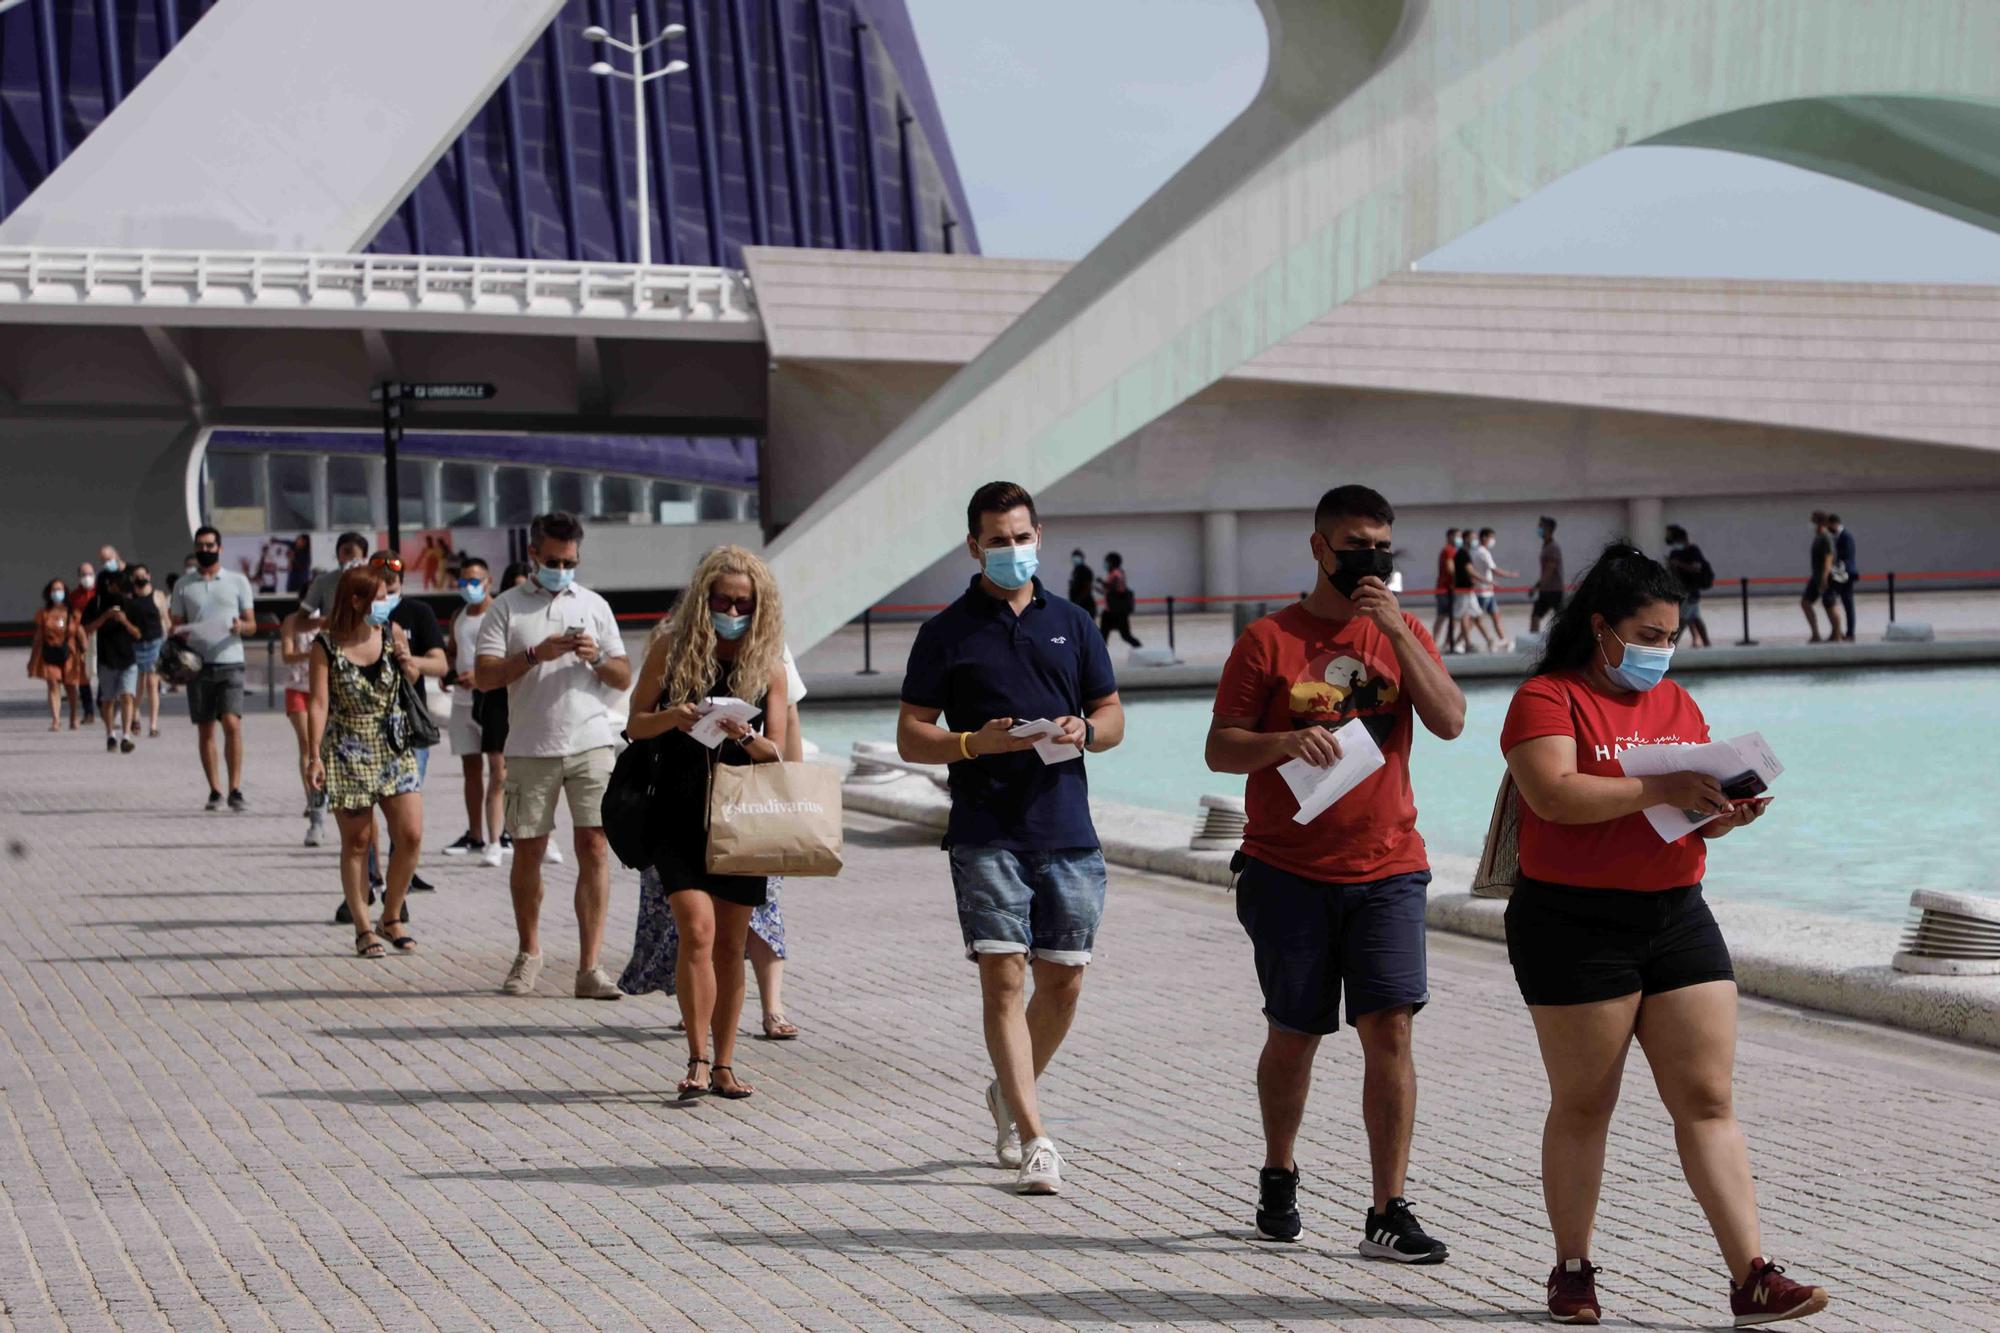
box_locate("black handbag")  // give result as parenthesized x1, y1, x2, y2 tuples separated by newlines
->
(40, 640, 70, 667)
(602, 735, 671, 869)
(390, 673, 441, 752)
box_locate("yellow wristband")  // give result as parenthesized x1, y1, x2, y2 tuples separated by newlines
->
(958, 730, 974, 761)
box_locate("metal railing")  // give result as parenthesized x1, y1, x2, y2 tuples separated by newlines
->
(0, 247, 756, 323)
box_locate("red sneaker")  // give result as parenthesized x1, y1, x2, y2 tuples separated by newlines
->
(1546, 1258, 1602, 1324)
(1731, 1258, 1829, 1327)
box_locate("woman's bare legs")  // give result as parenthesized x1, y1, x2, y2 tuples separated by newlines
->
(710, 901, 755, 1093)
(376, 792, 422, 936)
(46, 679, 60, 729)
(671, 890, 718, 1092)
(748, 933, 796, 1036)
(1527, 993, 1643, 1264)
(333, 808, 378, 942)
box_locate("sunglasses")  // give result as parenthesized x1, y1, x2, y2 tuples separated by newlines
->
(368, 553, 404, 573)
(707, 593, 756, 616)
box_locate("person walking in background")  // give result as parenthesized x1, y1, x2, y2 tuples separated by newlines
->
(130, 564, 168, 738)
(304, 566, 423, 959)
(1664, 526, 1713, 649)
(1530, 517, 1566, 635)
(1802, 512, 1844, 644)
(624, 644, 810, 1043)
(360, 553, 449, 901)
(898, 481, 1125, 1197)
(1452, 529, 1491, 653)
(1097, 552, 1142, 648)
(1499, 544, 1828, 1327)
(168, 527, 257, 811)
(1826, 514, 1857, 642)
(1473, 528, 1518, 651)
(28, 578, 85, 730)
(1207, 484, 1464, 1262)
(475, 511, 633, 1001)
(443, 557, 509, 868)
(1432, 528, 1460, 653)
(72, 560, 98, 723)
(299, 532, 370, 630)
(1067, 549, 1097, 614)
(625, 546, 791, 1100)
(278, 608, 327, 846)
(84, 568, 142, 753)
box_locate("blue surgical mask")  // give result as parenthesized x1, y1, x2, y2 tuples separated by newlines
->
(458, 581, 485, 605)
(711, 610, 751, 641)
(535, 564, 575, 593)
(983, 543, 1039, 591)
(101, 559, 119, 573)
(50, 589, 65, 605)
(1602, 629, 1673, 692)
(367, 593, 401, 626)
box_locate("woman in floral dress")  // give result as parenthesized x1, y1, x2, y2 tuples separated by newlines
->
(28, 578, 86, 730)
(305, 566, 424, 958)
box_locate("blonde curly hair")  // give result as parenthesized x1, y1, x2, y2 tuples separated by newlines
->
(649, 545, 785, 707)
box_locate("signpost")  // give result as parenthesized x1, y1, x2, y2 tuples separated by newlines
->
(372, 381, 497, 549)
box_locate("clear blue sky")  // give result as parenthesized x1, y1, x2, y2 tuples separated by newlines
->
(907, 0, 2000, 282)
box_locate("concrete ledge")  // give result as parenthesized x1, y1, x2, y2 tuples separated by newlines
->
(843, 771, 2000, 1050)
(805, 636, 2000, 703)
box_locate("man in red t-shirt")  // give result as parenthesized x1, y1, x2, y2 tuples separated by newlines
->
(1208, 484, 1466, 1262)
(1430, 528, 1459, 654)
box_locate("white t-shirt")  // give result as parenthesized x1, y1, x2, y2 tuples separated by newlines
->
(1471, 545, 1497, 593)
(781, 645, 806, 705)
(453, 604, 487, 680)
(475, 581, 628, 757)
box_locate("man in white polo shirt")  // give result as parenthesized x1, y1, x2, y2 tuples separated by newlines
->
(474, 512, 633, 999)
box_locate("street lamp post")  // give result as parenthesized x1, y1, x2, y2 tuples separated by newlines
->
(584, 12, 688, 266)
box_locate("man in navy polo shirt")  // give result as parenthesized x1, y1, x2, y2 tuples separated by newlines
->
(899, 480, 1126, 1197)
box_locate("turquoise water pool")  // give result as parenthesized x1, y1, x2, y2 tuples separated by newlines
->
(801, 666, 2000, 923)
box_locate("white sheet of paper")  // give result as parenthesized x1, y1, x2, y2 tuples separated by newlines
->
(689, 696, 760, 750)
(1618, 731, 1783, 840)
(1008, 718, 1082, 765)
(1277, 718, 1386, 825)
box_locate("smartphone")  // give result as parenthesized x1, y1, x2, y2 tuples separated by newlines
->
(1720, 771, 1768, 802)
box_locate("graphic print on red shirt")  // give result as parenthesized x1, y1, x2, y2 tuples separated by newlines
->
(1214, 603, 1441, 884)
(1500, 671, 1711, 891)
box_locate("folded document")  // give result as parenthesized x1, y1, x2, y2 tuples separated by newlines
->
(1008, 718, 1082, 765)
(1617, 731, 1783, 841)
(689, 697, 761, 749)
(1277, 718, 1385, 825)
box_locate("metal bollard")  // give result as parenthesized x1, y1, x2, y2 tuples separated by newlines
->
(266, 636, 277, 708)
(1887, 570, 1897, 623)
(1735, 577, 1757, 647)
(857, 607, 879, 676)
(1166, 596, 1177, 653)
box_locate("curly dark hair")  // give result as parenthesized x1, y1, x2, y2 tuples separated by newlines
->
(1534, 542, 1687, 677)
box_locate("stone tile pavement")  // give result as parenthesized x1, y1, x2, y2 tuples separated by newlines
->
(2, 712, 1998, 1331)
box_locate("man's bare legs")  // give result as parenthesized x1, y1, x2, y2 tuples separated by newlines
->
(981, 954, 1086, 1144)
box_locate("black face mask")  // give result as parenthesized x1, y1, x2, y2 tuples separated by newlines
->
(1324, 547, 1395, 599)
(194, 549, 220, 568)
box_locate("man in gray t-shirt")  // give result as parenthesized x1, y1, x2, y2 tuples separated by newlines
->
(299, 531, 371, 627)
(168, 525, 258, 811)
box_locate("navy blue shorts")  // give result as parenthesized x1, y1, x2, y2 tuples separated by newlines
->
(1234, 856, 1431, 1035)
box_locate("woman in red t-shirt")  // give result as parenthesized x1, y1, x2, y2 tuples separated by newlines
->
(1499, 545, 1828, 1328)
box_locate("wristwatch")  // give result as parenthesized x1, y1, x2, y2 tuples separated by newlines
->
(1083, 720, 1096, 750)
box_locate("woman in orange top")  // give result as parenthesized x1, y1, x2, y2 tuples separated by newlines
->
(28, 577, 86, 730)
(1500, 545, 1827, 1328)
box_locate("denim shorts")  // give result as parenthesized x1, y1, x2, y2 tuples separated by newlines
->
(948, 845, 1107, 966)
(1235, 856, 1431, 1034)
(133, 639, 162, 672)
(1476, 592, 1498, 615)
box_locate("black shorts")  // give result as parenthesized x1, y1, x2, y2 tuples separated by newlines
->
(470, 688, 510, 754)
(1234, 855, 1430, 1035)
(1532, 590, 1564, 619)
(1504, 878, 1733, 1007)
(1803, 580, 1837, 607)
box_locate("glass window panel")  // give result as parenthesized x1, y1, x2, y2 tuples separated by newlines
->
(656, 482, 697, 525)
(329, 457, 377, 528)
(595, 476, 646, 518)
(396, 459, 426, 529)
(494, 467, 535, 526)
(440, 463, 481, 528)
(550, 470, 587, 516)
(207, 451, 263, 509)
(268, 455, 315, 530)
(697, 487, 746, 522)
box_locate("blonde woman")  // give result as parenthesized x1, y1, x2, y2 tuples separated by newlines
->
(626, 546, 789, 1100)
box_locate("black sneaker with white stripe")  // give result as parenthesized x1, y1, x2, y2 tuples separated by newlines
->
(1254, 1166, 1302, 1242)
(1359, 1196, 1449, 1264)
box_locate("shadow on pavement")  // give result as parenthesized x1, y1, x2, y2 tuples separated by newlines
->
(314, 1024, 665, 1044)
(167, 988, 493, 1003)
(419, 1161, 967, 1187)
(701, 1227, 1229, 1255)
(958, 1292, 1550, 1325)
(79, 888, 331, 899)
(40, 952, 330, 964)
(82, 918, 326, 931)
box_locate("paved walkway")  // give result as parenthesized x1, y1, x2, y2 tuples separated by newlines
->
(3, 712, 1999, 1332)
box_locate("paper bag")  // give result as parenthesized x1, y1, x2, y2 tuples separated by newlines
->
(1471, 773, 1521, 899)
(706, 762, 845, 878)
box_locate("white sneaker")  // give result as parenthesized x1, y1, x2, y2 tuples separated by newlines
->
(985, 1081, 1023, 1169)
(500, 951, 543, 996)
(480, 843, 504, 868)
(303, 816, 324, 848)
(573, 965, 623, 1000)
(544, 844, 565, 865)
(1016, 1137, 1063, 1196)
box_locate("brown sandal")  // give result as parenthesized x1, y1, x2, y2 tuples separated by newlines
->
(760, 1013, 799, 1041)
(711, 1065, 754, 1100)
(677, 1057, 711, 1101)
